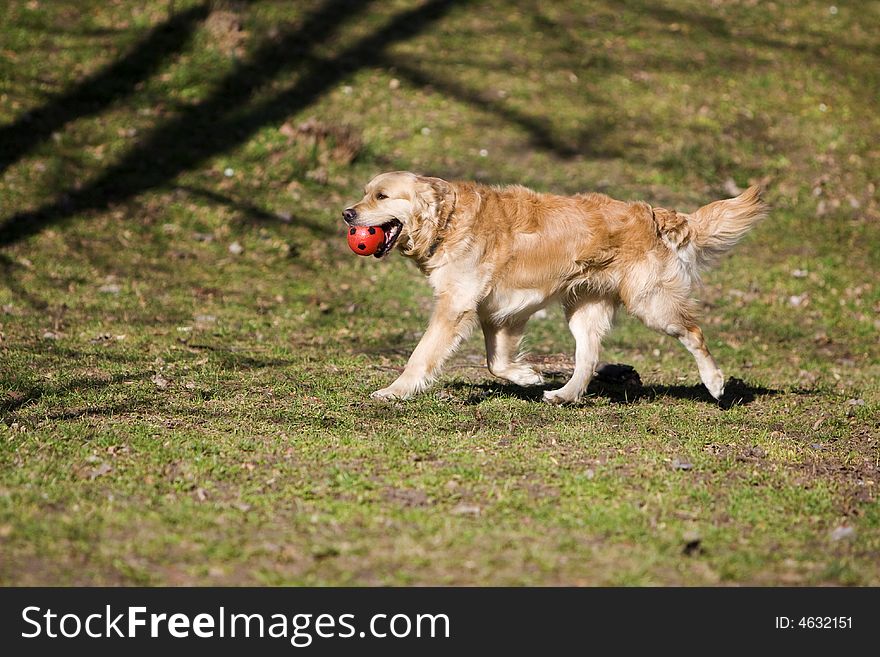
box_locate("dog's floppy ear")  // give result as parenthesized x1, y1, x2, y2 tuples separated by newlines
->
(403, 175, 456, 261)
(413, 175, 455, 228)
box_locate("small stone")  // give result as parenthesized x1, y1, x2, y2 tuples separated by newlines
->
(846, 398, 865, 417)
(672, 458, 693, 471)
(228, 241, 244, 255)
(223, 167, 234, 177)
(194, 314, 217, 328)
(305, 167, 328, 184)
(388, 78, 400, 90)
(830, 525, 855, 541)
(451, 503, 481, 517)
(88, 463, 112, 480)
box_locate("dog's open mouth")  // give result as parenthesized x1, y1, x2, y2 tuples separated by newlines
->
(373, 219, 402, 258)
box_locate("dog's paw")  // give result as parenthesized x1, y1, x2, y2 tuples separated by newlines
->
(370, 387, 398, 401)
(497, 366, 544, 387)
(542, 388, 579, 405)
(705, 372, 725, 401)
(370, 386, 410, 401)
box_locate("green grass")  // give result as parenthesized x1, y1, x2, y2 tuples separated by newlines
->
(1, 0, 878, 585)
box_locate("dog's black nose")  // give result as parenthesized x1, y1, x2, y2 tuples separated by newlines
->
(342, 208, 357, 224)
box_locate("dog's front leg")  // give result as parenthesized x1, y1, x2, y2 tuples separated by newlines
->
(371, 295, 477, 400)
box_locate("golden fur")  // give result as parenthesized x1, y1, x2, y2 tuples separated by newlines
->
(344, 171, 767, 402)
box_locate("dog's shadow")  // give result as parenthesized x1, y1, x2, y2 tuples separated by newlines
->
(448, 363, 779, 409)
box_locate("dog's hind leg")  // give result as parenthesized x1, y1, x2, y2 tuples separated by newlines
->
(675, 325, 725, 400)
(481, 314, 544, 386)
(627, 290, 725, 400)
(543, 296, 615, 404)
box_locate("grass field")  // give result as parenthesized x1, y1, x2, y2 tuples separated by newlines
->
(1, 0, 878, 585)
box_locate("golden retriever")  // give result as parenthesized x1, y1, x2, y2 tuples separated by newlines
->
(342, 172, 766, 403)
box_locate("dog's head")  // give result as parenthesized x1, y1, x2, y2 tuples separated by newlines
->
(342, 171, 454, 259)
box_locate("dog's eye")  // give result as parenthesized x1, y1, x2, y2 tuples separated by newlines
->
(376, 193, 388, 200)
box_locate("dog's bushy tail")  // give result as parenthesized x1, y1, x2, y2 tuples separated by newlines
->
(687, 185, 767, 268)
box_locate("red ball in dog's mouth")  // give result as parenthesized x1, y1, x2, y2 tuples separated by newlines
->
(347, 225, 385, 256)
(346, 219, 403, 258)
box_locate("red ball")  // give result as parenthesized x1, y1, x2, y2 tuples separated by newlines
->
(347, 224, 385, 256)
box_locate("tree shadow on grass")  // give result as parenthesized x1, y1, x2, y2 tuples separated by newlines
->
(1, 343, 296, 419)
(174, 185, 333, 236)
(0, 3, 212, 175)
(382, 58, 623, 160)
(0, 0, 464, 247)
(0, 253, 50, 310)
(1, 371, 154, 416)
